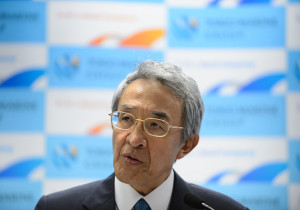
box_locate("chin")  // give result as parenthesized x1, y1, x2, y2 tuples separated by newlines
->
(114, 165, 130, 182)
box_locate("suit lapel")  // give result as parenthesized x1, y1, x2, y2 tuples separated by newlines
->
(169, 171, 198, 210)
(82, 173, 116, 210)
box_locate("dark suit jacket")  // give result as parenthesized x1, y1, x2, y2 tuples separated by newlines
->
(35, 171, 249, 210)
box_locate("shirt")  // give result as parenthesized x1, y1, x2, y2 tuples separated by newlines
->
(115, 170, 174, 210)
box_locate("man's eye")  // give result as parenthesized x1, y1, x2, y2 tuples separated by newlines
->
(151, 122, 161, 128)
(121, 116, 131, 121)
(151, 122, 158, 127)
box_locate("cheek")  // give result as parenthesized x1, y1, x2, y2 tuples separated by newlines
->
(112, 131, 127, 159)
(150, 141, 181, 167)
(168, 140, 182, 162)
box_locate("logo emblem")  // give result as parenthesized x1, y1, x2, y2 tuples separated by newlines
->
(172, 16, 199, 39)
(55, 55, 80, 78)
(52, 144, 78, 168)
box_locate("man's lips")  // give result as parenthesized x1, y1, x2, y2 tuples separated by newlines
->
(123, 154, 144, 165)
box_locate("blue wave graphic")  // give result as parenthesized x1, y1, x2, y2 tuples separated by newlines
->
(238, 73, 285, 93)
(0, 69, 45, 87)
(207, 81, 231, 94)
(209, 0, 220, 6)
(207, 0, 271, 6)
(0, 158, 43, 177)
(206, 162, 286, 183)
(238, 162, 287, 182)
(240, 0, 271, 4)
(206, 170, 232, 183)
(207, 73, 285, 94)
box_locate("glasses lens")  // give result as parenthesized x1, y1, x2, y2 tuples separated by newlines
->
(144, 118, 169, 136)
(111, 111, 135, 130)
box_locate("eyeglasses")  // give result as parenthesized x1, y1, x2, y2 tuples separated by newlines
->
(108, 111, 184, 138)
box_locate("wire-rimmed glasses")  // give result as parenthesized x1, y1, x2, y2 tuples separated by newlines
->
(108, 111, 184, 137)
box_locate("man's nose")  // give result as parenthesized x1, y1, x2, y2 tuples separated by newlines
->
(125, 120, 147, 148)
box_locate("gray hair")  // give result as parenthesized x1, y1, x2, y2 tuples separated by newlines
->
(111, 60, 204, 144)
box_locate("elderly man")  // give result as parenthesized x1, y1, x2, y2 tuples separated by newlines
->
(35, 61, 248, 210)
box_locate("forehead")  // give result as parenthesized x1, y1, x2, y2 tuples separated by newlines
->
(118, 79, 183, 121)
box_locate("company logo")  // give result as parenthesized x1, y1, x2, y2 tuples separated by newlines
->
(171, 16, 199, 39)
(55, 54, 80, 78)
(52, 144, 78, 168)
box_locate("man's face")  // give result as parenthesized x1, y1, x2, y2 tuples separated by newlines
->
(112, 78, 184, 195)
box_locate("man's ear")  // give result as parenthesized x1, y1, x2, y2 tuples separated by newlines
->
(176, 134, 199, 160)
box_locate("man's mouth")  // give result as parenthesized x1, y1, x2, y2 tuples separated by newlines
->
(124, 155, 144, 165)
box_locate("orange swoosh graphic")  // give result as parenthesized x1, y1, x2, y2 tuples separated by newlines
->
(89, 35, 111, 46)
(88, 123, 109, 135)
(120, 29, 164, 47)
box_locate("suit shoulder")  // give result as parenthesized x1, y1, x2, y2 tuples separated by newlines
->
(47, 179, 103, 201)
(36, 177, 112, 210)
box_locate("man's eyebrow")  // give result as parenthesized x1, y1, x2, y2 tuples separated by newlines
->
(151, 111, 170, 121)
(119, 104, 135, 110)
(119, 104, 170, 121)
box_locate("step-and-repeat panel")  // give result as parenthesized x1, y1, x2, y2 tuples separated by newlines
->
(0, 1, 299, 209)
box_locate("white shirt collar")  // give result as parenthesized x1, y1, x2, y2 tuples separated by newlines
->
(115, 170, 174, 210)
